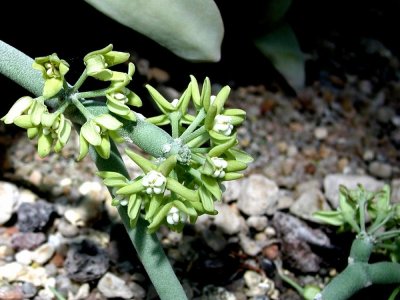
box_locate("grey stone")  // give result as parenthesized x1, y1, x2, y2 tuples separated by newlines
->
(246, 216, 268, 232)
(11, 232, 46, 251)
(213, 203, 244, 235)
(290, 189, 331, 222)
(17, 200, 55, 232)
(65, 241, 109, 282)
(368, 161, 392, 179)
(98, 272, 143, 299)
(0, 181, 20, 225)
(323, 174, 384, 208)
(237, 175, 279, 216)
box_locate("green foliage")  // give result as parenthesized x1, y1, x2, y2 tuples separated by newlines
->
(312, 184, 400, 300)
(1, 41, 251, 300)
(84, 0, 224, 62)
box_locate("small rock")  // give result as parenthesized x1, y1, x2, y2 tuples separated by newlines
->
(11, 232, 46, 251)
(0, 262, 24, 281)
(244, 270, 277, 298)
(0, 181, 20, 225)
(290, 189, 331, 222)
(262, 244, 279, 260)
(57, 218, 80, 237)
(15, 249, 33, 265)
(20, 282, 37, 298)
(314, 127, 328, 140)
(368, 161, 392, 179)
(31, 243, 55, 265)
(237, 175, 279, 216)
(246, 216, 268, 231)
(363, 150, 375, 161)
(323, 174, 384, 207)
(213, 203, 244, 235)
(17, 200, 55, 232)
(68, 283, 90, 300)
(97, 272, 137, 299)
(239, 234, 263, 256)
(202, 285, 237, 300)
(272, 212, 330, 273)
(64, 198, 102, 227)
(78, 181, 106, 202)
(0, 282, 24, 300)
(222, 180, 243, 202)
(65, 240, 109, 282)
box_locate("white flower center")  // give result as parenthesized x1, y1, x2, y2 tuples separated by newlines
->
(213, 114, 233, 136)
(171, 99, 179, 107)
(211, 157, 228, 178)
(166, 206, 187, 225)
(113, 92, 129, 104)
(142, 170, 166, 194)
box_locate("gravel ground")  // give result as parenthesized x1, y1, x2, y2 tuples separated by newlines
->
(1, 36, 400, 300)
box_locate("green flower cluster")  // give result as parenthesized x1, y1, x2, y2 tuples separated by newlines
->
(1, 45, 142, 160)
(99, 77, 252, 232)
(2, 44, 252, 233)
(1, 96, 72, 157)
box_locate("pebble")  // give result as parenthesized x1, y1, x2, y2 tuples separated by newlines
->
(239, 234, 263, 256)
(213, 203, 244, 235)
(290, 189, 331, 222)
(57, 218, 80, 237)
(31, 242, 55, 265)
(391, 179, 400, 203)
(246, 216, 268, 231)
(78, 181, 107, 202)
(17, 200, 55, 232)
(11, 232, 46, 251)
(368, 161, 392, 179)
(272, 212, 330, 273)
(0, 181, 20, 225)
(201, 285, 237, 300)
(65, 240, 109, 282)
(0, 282, 24, 300)
(314, 127, 328, 140)
(244, 270, 277, 298)
(237, 174, 279, 216)
(64, 197, 103, 227)
(97, 272, 137, 299)
(222, 180, 243, 202)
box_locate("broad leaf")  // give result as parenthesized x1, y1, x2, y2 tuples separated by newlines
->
(84, 0, 224, 61)
(254, 23, 305, 90)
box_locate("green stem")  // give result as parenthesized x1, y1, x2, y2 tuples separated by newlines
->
(71, 96, 93, 120)
(359, 198, 367, 234)
(169, 111, 181, 139)
(75, 88, 109, 99)
(0, 40, 187, 300)
(90, 144, 188, 300)
(71, 68, 88, 93)
(182, 126, 207, 144)
(180, 108, 206, 141)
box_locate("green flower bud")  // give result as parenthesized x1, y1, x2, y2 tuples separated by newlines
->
(1, 96, 34, 124)
(33, 53, 69, 98)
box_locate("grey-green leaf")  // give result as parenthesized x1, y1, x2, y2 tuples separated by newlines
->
(84, 0, 224, 62)
(254, 23, 305, 90)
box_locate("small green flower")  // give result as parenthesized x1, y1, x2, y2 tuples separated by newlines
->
(142, 170, 167, 195)
(84, 44, 130, 81)
(12, 111, 72, 158)
(78, 114, 123, 160)
(33, 54, 69, 98)
(105, 87, 142, 121)
(1, 96, 34, 124)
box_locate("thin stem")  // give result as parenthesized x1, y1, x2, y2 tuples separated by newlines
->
(179, 108, 206, 141)
(359, 198, 367, 234)
(186, 133, 209, 148)
(71, 96, 93, 120)
(191, 147, 210, 153)
(191, 152, 206, 165)
(71, 68, 88, 93)
(278, 269, 305, 296)
(368, 212, 393, 236)
(169, 111, 181, 139)
(75, 88, 109, 99)
(182, 126, 207, 144)
(375, 230, 400, 242)
(56, 99, 70, 114)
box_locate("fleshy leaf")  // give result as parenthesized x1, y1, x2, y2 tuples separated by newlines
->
(84, 0, 224, 61)
(254, 23, 305, 90)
